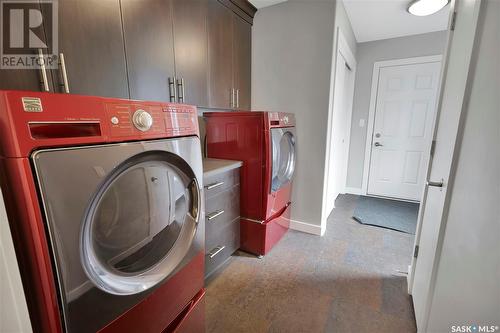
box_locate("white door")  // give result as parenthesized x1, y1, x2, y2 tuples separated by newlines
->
(326, 37, 355, 215)
(367, 61, 441, 201)
(409, 0, 482, 330)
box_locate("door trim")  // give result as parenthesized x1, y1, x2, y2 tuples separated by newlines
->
(337, 29, 356, 195)
(322, 27, 357, 226)
(361, 55, 443, 198)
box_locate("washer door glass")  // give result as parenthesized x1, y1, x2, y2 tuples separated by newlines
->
(81, 151, 200, 295)
(271, 128, 296, 192)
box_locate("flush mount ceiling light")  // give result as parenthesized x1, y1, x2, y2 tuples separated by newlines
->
(408, 0, 450, 16)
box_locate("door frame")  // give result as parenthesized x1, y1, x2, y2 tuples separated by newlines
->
(361, 55, 443, 198)
(322, 27, 357, 220)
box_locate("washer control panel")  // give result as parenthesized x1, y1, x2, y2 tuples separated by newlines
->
(268, 112, 295, 128)
(132, 109, 153, 131)
(105, 102, 198, 138)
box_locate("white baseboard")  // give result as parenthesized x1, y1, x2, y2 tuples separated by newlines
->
(344, 187, 363, 195)
(289, 219, 323, 236)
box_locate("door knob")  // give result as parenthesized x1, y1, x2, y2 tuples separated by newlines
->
(374, 142, 383, 147)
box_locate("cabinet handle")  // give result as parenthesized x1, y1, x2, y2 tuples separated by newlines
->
(208, 246, 226, 259)
(230, 88, 234, 108)
(37, 49, 49, 92)
(58, 53, 70, 93)
(177, 78, 185, 103)
(204, 181, 224, 190)
(169, 76, 178, 102)
(236, 89, 239, 108)
(207, 209, 225, 221)
(168, 77, 175, 102)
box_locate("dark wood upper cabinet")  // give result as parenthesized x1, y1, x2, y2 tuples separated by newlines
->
(121, 0, 176, 102)
(232, 14, 251, 110)
(0, 54, 55, 92)
(172, 0, 209, 107)
(208, 0, 252, 110)
(0, 1, 54, 92)
(51, 0, 128, 98)
(0, 0, 254, 110)
(207, 0, 234, 109)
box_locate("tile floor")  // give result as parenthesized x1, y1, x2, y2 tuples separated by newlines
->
(206, 194, 417, 333)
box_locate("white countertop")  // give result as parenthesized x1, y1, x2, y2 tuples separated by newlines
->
(203, 158, 243, 179)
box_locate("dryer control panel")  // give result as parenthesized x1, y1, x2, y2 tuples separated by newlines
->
(267, 112, 296, 128)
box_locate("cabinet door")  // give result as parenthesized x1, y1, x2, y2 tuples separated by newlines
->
(50, 0, 128, 98)
(172, 0, 209, 107)
(0, 1, 54, 92)
(207, 0, 233, 109)
(121, 0, 176, 102)
(232, 15, 251, 110)
(0, 57, 53, 92)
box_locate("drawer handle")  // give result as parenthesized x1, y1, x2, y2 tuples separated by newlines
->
(207, 209, 225, 221)
(205, 181, 224, 190)
(208, 246, 226, 259)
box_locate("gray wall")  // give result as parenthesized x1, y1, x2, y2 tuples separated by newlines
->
(427, 2, 500, 330)
(346, 31, 448, 189)
(252, 0, 356, 232)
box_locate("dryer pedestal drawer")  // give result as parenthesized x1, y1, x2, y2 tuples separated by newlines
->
(202, 158, 242, 280)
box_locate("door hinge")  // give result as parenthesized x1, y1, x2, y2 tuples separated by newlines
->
(413, 245, 419, 258)
(430, 140, 437, 157)
(451, 11, 457, 31)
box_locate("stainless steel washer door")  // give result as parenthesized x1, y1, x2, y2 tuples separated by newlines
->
(81, 151, 200, 295)
(270, 127, 297, 192)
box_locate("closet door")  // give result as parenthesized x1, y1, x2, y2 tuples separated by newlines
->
(121, 0, 176, 102)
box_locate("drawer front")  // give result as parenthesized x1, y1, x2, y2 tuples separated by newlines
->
(203, 169, 239, 199)
(205, 218, 240, 277)
(205, 184, 240, 247)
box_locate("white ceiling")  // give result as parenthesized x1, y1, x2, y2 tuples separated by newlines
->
(249, 0, 288, 9)
(343, 0, 450, 43)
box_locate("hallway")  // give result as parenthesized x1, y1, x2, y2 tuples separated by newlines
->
(206, 194, 417, 332)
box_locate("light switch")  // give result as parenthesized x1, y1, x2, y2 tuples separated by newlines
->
(359, 119, 366, 127)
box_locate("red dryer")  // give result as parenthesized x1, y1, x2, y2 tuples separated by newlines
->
(0, 91, 205, 333)
(205, 111, 296, 256)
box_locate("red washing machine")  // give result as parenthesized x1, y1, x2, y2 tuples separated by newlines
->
(204, 111, 296, 256)
(0, 91, 206, 333)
